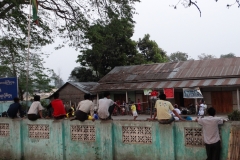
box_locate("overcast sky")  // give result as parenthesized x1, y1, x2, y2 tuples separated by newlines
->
(43, 0, 240, 82)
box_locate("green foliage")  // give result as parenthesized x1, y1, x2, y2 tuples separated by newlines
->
(228, 110, 240, 121)
(220, 53, 236, 58)
(168, 51, 189, 62)
(69, 67, 99, 82)
(198, 53, 216, 60)
(137, 34, 168, 63)
(77, 17, 141, 78)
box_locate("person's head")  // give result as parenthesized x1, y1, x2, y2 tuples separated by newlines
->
(199, 99, 204, 104)
(103, 91, 110, 98)
(174, 104, 178, 108)
(68, 108, 73, 113)
(13, 97, 20, 103)
(159, 94, 166, 100)
(207, 107, 216, 116)
(94, 111, 97, 114)
(53, 92, 59, 99)
(34, 95, 40, 101)
(181, 110, 188, 115)
(84, 93, 91, 100)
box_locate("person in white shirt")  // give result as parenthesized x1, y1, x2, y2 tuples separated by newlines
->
(196, 107, 224, 160)
(172, 104, 181, 121)
(198, 99, 207, 116)
(73, 94, 94, 122)
(98, 91, 120, 120)
(27, 95, 44, 121)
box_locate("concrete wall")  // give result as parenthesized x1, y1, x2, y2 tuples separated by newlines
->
(0, 118, 238, 160)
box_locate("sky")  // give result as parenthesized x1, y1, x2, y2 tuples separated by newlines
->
(42, 0, 240, 82)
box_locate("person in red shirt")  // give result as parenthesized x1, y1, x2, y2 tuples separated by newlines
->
(150, 90, 158, 99)
(47, 92, 66, 119)
(137, 99, 141, 114)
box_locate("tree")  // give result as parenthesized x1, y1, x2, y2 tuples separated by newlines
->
(198, 53, 216, 60)
(68, 67, 99, 82)
(0, 0, 140, 49)
(137, 34, 168, 63)
(220, 53, 236, 58)
(1, 0, 140, 98)
(171, 0, 240, 17)
(50, 71, 64, 89)
(77, 17, 142, 79)
(0, 38, 54, 100)
(168, 51, 189, 62)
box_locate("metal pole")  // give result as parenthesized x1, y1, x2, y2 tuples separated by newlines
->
(126, 91, 128, 103)
(237, 88, 240, 111)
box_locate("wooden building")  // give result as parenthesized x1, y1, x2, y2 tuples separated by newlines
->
(48, 82, 98, 107)
(92, 58, 240, 113)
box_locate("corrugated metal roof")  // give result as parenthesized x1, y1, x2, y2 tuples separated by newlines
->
(93, 58, 240, 92)
(92, 78, 240, 92)
(68, 82, 98, 94)
(98, 58, 240, 85)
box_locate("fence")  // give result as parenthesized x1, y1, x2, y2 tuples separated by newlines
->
(0, 118, 238, 160)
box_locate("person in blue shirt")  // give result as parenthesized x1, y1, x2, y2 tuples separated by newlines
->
(7, 97, 24, 118)
(93, 111, 99, 120)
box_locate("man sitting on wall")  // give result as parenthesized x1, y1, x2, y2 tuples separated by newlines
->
(152, 94, 185, 124)
(7, 97, 24, 118)
(71, 93, 94, 122)
(98, 91, 120, 120)
(47, 92, 66, 119)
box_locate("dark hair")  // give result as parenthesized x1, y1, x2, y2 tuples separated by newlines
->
(34, 95, 40, 101)
(181, 110, 188, 115)
(174, 104, 178, 108)
(207, 107, 216, 116)
(84, 94, 91, 100)
(68, 108, 73, 113)
(104, 91, 110, 97)
(159, 94, 166, 100)
(53, 92, 59, 99)
(13, 97, 19, 103)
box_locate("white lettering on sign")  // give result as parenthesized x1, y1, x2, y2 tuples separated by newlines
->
(0, 80, 15, 85)
(0, 93, 13, 99)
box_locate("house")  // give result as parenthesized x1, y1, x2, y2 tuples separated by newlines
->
(48, 82, 98, 107)
(92, 58, 240, 113)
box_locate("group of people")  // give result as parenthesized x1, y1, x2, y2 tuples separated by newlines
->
(5, 91, 224, 160)
(150, 93, 224, 160)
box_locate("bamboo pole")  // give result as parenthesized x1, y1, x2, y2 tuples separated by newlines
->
(26, 0, 32, 106)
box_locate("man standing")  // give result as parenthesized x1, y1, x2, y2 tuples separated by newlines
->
(7, 97, 24, 118)
(198, 99, 207, 116)
(153, 94, 184, 124)
(196, 107, 223, 160)
(74, 93, 94, 122)
(98, 91, 120, 120)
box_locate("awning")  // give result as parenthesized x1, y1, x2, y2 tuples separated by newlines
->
(91, 78, 240, 92)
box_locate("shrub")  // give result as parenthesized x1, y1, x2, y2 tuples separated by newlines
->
(228, 110, 240, 121)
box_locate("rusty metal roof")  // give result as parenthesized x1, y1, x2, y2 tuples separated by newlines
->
(93, 58, 240, 92)
(92, 78, 240, 92)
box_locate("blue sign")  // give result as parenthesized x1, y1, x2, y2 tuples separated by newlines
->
(0, 77, 18, 101)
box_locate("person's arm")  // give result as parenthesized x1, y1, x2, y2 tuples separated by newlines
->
(153, 112, 157, 120)
(114, 102, 121, 109)
(172, 110, 185, 121)
(39, 110, 43, 118)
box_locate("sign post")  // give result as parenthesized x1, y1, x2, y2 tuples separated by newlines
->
(0, 77, 18, 101)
